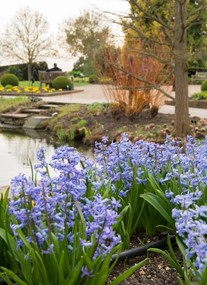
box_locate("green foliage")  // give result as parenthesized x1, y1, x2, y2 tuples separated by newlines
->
(56, 128, 67, 141)
(73, 56, 97, 77)
(52, 76, 73, 90)
(64, 11, 111, 57)
(64, 11, 116, 76)
(187, 0, 207, 68)
(0, 189, 13, 269)
(73, 77, 90, 87)
(140, 173, 175, 230)
(75, 119, 88, 128)
(56, 125, 87, 142)
(149, 235, 206, 285)
(4, 85, 13, 89)
(1, 73, 19, 87)
(191, 91, 207, 100)
(201, 80, 207, 91)
(126, 0, 207, 69)
(6, 65, 24, 80)
(0, 62, 48, 81)
(88, 74, 99, 84)
(87, 103, 106, 113)
(49, 104, 82, 127)
(68, 70, 84, 78)
(114, 171, 174, 248)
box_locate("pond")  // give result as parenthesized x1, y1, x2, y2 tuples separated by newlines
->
(0, 129, 93, 189)
(0, 130, 56, 187)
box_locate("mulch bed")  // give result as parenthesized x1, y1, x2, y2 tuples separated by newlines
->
(107, 233, 182, 285)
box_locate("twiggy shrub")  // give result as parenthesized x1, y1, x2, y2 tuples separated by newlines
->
(103, 42, 172, 117)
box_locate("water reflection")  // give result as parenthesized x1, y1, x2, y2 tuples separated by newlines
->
(0, 130, 94, 187)
(0, 131, 55, 186)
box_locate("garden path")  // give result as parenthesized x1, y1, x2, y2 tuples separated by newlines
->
(40, 84, 207, 119)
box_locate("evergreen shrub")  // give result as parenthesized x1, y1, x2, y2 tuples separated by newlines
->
(1, 73, 19, 87)
(52, 76, 73, 90)
(88, 74, 99, 84)
(201, 80, 207, 91)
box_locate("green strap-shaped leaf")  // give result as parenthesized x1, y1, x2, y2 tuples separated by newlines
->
(140, 192, 174, 227)
(0, 267, 28, 285)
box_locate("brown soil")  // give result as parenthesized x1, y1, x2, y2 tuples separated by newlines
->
(46, 103, 207, 145)
(106, 231, 182, 285)
(108, 250, 180, 285)
(4, 101, 206, 145)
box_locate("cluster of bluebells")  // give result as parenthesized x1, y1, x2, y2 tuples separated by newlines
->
(92, 134, 207, 246)
(80, 195, 121, 259)
(9, 146, 121, 261)
(9, 134, 207, 278)
(93, 134, 182, 197)
(92, 135, 207, 197)
(167, 189, 207, 276)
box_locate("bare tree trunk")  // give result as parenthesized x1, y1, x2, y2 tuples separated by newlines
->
(27, 62, 32, 82)
(174, 0, 189, 137)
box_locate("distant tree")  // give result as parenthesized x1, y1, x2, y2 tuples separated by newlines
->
(0, 7, 51, 81)
(63, 10, 115, 76)
(72, 56, 96, 76)
(72, 57, 85, 73)
(6, 65, 24, 80)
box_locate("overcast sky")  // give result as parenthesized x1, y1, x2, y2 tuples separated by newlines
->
(0, 0, 130, 70)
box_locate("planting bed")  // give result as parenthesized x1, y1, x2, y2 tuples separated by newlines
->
(0, 101, 206, 285)
(45, 103, 207, 145)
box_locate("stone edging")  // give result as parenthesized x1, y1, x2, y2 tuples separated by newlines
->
(0, 89, 83, 97)
(165, 99, 207, 109)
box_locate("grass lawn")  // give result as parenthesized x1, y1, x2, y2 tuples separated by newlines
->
(18, 80, 90, 88)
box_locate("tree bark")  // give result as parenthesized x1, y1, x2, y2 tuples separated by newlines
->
(27, 63, 32, 82)
(174, 0, 189, 137)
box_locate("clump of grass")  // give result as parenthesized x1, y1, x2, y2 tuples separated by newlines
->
(87, 103, 107, 113)
(75, 119, 88, 128)
(50, 104, 82, 123)
(57, 104, 81, 114)
(56, 128, 67, 141)
(0, 96, 29, 112)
